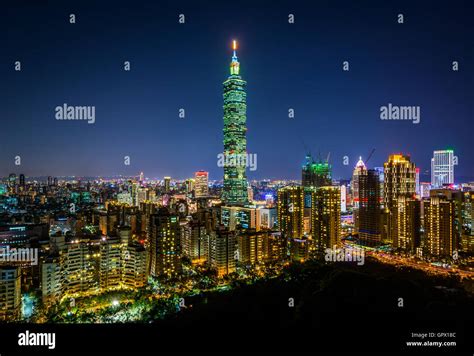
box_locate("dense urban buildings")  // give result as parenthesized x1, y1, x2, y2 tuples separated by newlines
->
(0, 40, 473, 335)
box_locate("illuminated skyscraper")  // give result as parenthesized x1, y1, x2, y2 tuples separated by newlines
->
(384, 154, 416, 243)
(461, 191, 474, 254)
(424, 196, 456, 258)
(351, 157, 367, 233)
(431, 149, 455, 188)
(311, 186, 341, 251)
(358, 169, 382, 246)
(415, 167, 420, 196)
(352, 157, 367, 209)
(222, 40, 249, 206)
(149, 208, 181, 278)
(340, 184, 347, 213)
(163, 177, 171, 193)
(277, 186, 305, 239)
(302, 154, 332, 188)
(194, 171, 209, 198)
(393, 196, 421, 253)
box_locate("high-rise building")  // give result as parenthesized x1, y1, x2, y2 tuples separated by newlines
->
(262, 231, 286, 263)
(0, 266, 21, 321)
(181, 220, 209, 264)
(41, 257, 62, 305)
(247, 184, 254, 202)
(424, 196, 456, 258)
(358, 169, 382, 246)
(290, 237, 310, 263)
(461, 191, 474, 254)
(311, 186, 341, 251)
(222, 40, 249, 206)
(431, 149, 455, 188)
(415, 168, 420, 196)
(209, 226, 236, 277)
(260, 207, 277, 229)
(393, 196, 421, 253)
(163, 177, 171, 193)
(340, 184, 347, 213)
(221, 206, 260, 231)
(302, 154, 332, 188)
(185, 178, 195, 194)
(19, 174, 25, 187)
(277, 186, 305, 239)
(236, 229, 263, 265)
(149, 208, 181, 278)
(122, 242, 147, 289)
(384, 154, 416, 243)
(62, 240, 99, 296)
(352, 157, 367, 233)
(373, 167, 385, 208)
(352, 157, 367, 209)
(194, 171, 209, 198)
(420, 182, 431, 199)
(100, 236, 123, 290)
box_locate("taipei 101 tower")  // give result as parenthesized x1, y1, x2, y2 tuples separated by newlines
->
(222, 40, 249, 206)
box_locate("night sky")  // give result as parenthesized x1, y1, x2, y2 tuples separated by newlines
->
(2, 0, 472, 181)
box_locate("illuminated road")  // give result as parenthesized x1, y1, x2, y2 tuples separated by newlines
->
(343, 241, 474, 280)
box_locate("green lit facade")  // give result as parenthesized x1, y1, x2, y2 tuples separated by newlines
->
(222, 43, 249, 206)
(302, 154, 332, 188)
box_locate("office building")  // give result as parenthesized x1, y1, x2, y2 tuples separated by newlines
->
(431, 149, 455, 188)
(195, 171, 209, 198)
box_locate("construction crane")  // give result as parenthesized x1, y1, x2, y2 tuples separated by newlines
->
(365, 148, 376, 165)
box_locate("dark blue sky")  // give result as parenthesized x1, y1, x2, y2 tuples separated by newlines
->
(2, 0, 473, 181)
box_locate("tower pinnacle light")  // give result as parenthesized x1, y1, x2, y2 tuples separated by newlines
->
(230, 40, 240, 76)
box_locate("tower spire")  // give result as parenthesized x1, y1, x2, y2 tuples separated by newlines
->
(230, 40, 240, 75)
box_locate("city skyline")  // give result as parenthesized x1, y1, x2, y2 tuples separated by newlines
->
(2, 0, 472, 180)
(1, 1, 474, 353)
